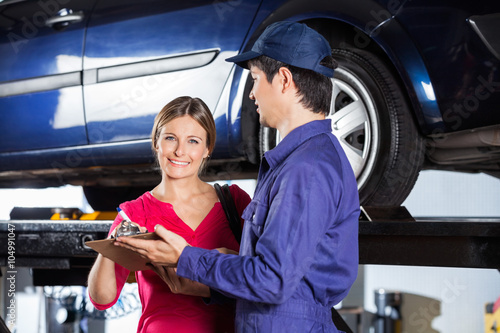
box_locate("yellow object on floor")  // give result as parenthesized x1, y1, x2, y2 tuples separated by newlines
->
(485, 300, 500, 333)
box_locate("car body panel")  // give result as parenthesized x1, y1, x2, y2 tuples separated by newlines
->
(0, 0, 499, 191)
(82, 0, 261, 147)
(225, 0, 442, 135)
(0, 87, 87, 152)
(0, 0, 96, 153)
(0, 0, 95, 81)
(228, 0, 500, 136)
(395, 1, 500, 133)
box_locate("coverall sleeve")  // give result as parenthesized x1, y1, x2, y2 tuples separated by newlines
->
(177, 157, 342, 304)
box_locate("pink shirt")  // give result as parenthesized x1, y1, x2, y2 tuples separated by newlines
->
(90, 185, 251, 333)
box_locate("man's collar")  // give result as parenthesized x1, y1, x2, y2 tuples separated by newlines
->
(263, 119, 333, 169)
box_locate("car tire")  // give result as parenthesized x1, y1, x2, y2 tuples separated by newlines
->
(259, 48, 425, 206)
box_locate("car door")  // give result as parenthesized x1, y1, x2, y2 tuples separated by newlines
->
(0, 0, 97, 153)
(83, 0, 262, 145)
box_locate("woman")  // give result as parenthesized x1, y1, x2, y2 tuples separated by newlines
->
(87, 96, 251, 333)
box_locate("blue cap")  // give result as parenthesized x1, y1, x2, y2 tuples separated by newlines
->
(226, 21, 334, 78)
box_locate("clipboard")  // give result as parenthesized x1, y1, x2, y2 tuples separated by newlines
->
(85, 232, 160, 271)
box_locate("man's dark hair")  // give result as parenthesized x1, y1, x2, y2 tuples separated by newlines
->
(248, 55, 337, 115)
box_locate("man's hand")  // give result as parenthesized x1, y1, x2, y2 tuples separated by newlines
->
(114, 225, 188, 267)
(150, 265, 210, 297)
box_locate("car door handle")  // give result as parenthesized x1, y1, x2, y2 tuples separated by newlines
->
(45, 9, 84, 29)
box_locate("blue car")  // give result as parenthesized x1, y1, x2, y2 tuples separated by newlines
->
(1, 0, 499, 210)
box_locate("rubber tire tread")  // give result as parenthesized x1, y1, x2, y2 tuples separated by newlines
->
(333, 48, 425, 206)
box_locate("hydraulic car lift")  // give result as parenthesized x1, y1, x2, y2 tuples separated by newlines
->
(358, 206, 500, 269)
(0, 206, 499, 333)
(1, 206, 499, 284)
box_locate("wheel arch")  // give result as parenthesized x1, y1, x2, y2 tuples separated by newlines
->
(303, 17, 433, 136)
(229, 0, 443, 155)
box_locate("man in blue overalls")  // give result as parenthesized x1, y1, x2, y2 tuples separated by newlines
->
(118, 21, 359, 332)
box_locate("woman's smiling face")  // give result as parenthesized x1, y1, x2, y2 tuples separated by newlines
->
(155, 115, 209, 179)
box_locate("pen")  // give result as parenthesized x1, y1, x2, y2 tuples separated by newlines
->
(117, 207, 131, 222)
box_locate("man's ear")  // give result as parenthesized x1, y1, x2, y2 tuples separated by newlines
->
(278, 67, 294, 93)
